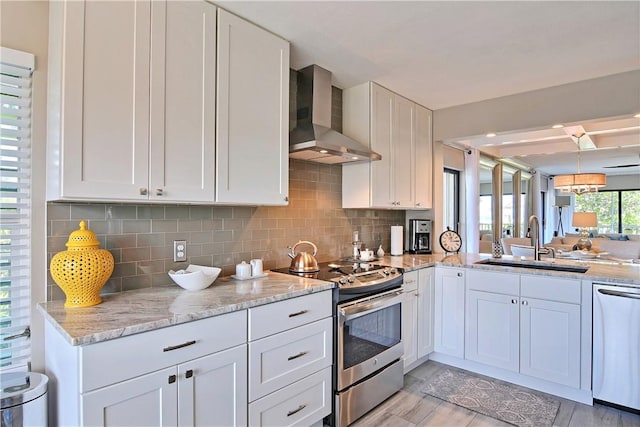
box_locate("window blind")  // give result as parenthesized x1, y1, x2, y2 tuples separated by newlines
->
(0, 47, 35, 371)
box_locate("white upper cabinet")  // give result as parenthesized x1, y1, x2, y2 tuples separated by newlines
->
(47, 0, 152, 201)
(342, 82, 432, 209)
(216, 9, 289, 205)
(47, 1, 289, 205)
(148, 1, 217, 202)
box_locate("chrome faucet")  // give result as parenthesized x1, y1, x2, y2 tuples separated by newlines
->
(528, 215, 554, 260)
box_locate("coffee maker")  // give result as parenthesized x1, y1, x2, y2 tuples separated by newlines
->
(408, 219, 432, 254)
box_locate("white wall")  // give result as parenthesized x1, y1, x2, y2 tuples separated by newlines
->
(1, 1, 49, 372)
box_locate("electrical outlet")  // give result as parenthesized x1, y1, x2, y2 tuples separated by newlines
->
(173, 240, 187, 262)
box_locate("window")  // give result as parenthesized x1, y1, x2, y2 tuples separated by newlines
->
(0, 47, 34, 371)
(574, 190, 640, 234)
(443, 168, 460, 232)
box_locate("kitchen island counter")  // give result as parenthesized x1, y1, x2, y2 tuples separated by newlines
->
(379, 253, 640, 287)
(38, 273, 333, 346)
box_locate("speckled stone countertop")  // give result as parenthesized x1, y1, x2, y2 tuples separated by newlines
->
(377, 253, 640, 286)
(39, 253, 639, 347)
(38, 273, 334, 346)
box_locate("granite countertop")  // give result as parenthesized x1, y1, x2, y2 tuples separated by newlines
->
(39, 253, 640, 347)
(38, 273, 334, 346)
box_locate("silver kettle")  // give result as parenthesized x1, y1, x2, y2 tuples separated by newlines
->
(288, 241, 319, 273)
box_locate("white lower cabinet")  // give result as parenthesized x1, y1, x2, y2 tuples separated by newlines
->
(46, 311, 247, 427)
(248, 291, 333, 426)
(465, 270, 581, 388)
(82, 345, 246, 427)
(434, 267, 465, 358)
(402, 271, 419, 371)
(402, 268, 435, 373)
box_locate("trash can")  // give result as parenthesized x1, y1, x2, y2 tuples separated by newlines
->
(1, 372, 48, 427)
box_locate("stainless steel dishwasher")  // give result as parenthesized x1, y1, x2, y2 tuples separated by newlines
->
(593, 283, 640, 411)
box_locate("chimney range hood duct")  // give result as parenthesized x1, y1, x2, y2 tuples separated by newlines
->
(289, 65, 381, 164)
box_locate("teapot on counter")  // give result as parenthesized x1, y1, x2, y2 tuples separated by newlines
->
(287, 240, 319, 273)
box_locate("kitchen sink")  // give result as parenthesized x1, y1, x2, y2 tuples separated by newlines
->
(475, 258, 589, 273)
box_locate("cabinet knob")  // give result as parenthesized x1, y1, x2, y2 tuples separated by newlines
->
(511, 299, 518, 304)
(139, 188, 148, 195)
(416, 203, 421, 207)
(457, 272, 463, 277)
(156, 188, 164, 196)
(284, 196, 289, 202)
(522, 300, 528, 305)
(168, 374, 176, 384)
(185, 369, 193, 379)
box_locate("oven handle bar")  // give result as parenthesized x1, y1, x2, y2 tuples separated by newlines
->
(338, 290, 403, 323)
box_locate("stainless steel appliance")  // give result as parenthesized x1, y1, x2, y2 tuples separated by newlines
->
(593, 283, 640, 412)
(408, 219, 432, 254)
(272, 261, 404, 426)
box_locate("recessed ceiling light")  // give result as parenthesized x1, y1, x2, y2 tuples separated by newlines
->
(351, 156, 359, 160)
(634, 113, 640, 118)
(319, 149, 328, 154)
(552, 124, 564, 129)
(486, 133, 496, 138)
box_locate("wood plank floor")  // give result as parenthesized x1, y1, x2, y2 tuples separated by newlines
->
(351, 361, 640, 427)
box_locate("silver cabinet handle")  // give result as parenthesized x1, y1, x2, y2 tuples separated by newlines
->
(285, 196, 289, 202)
(457, 272, 463, 277)
(287, 404, 307, 417)
(288, 309, 308, 318)
(416, 202, 421, 207)
(522, 300, 528, 305)
(156, 188, 164, 196)
(511, 299, 518, 304)
(287, 351, 308, 361)
(163, 340, 196, 352)
(139, 188, 148, 195)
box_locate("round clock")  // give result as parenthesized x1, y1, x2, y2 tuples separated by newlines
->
(439, 227, 462, 253)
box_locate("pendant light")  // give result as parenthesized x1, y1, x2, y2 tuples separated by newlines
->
(553, 133, 606, 195)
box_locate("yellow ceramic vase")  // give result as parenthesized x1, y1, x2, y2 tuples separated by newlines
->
(50, 220, 114, 307)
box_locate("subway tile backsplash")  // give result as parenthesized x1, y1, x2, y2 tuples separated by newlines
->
(46, 159, 404, 300)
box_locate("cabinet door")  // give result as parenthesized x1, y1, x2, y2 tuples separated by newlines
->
(434, 268, 465, 358)
(56, 0, 151, 200)
(178, 345, 247, 427)
(149, 0, 216, 202)
(402, 289, 418, 372)
(216, 9, 289, 205)
(414, 105, 432, 209)
(465, 290, 519, 372)
(520, 297, 581, 388)
(370, 83, 395, 208)
(82, 367, 177, 426)
(392, 96, 415, 208)
(417, 268, 435, 358)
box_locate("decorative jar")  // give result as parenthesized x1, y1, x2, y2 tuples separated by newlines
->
(50, 220, 114, 307)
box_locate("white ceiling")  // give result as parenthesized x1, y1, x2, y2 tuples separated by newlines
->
(218, 1, 640, 177)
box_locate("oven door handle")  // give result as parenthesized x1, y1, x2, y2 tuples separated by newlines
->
(339, 290, 403, 323)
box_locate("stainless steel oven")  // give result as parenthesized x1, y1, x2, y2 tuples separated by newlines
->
(335, 287, 404, 426)
(272, 261, 404, 427)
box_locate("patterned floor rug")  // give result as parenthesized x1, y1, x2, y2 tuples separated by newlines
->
(422, 368, 560, 427)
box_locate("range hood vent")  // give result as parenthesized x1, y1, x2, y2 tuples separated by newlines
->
(289, 65, 381, 164)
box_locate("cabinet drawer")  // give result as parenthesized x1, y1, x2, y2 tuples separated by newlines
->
(521, 275, 580, 304)
(249, 291, 332, 340)
(80, 310, 247, 392)
(249, 317, 332, 401)
(403, 270, 418, 292)
(249, 366, 332, 427)
(467, 269, 519, 295)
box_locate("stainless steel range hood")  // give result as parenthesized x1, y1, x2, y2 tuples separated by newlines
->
(289, 65, 381, 164)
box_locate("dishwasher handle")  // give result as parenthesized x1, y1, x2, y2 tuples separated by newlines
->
(597, 288, 640, 300)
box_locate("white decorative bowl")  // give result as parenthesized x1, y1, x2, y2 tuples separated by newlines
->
(168, 264, 221, 291)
